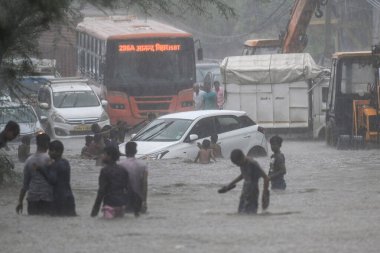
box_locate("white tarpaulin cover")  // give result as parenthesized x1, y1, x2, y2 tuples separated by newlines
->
(220, 53, 324, 85)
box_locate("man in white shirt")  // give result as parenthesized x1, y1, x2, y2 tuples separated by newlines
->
(193, 83, 205, 110)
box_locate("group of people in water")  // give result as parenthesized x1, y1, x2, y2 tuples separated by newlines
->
(1, 118, 287, 217)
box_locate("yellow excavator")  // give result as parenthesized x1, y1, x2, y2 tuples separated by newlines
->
(325, 47, 380, 149)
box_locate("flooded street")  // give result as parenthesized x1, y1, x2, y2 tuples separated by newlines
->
(1, 139, 380, 253)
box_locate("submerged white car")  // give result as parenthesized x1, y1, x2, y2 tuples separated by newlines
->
(119, 110, 267, 159)
(0, 101, 44, 138)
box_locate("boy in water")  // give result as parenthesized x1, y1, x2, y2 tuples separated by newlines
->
(16, 133, 53, 215)
(88, 133, 103, 165)
(218, 149, 270, 214)
(18, 135, 31, 162)
(107, 128, 119, 149)
(39, 140, 77, 216)
(194, 139, 216, 164)
(210, 134, 223, 158)
(91, 146, 135, 219)
(268, 135, 287, 190)
(81, 135, 93, 159)
(116, 121, 128, 143)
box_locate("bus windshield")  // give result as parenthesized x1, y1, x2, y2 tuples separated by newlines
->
(105, 37, 195, 96)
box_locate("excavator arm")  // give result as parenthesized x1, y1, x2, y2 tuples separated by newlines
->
(281, 0, 328, 53)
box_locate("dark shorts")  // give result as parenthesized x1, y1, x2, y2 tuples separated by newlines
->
(27, 200, 53, 215)
(238, 183, 259, 214)
(271, 178, 286, 190)
(124, 191, 142, 214)
(53, 196, 77, 216)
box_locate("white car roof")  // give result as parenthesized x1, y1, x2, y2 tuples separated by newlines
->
(48, 83, 92, 93)
(159, 110, 246, 121)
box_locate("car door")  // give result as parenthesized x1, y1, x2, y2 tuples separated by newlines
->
(215, 115, 248, 157)
(172, 116, 216, 160)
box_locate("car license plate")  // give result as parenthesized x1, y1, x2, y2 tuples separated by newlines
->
(74, 124, 90, 131)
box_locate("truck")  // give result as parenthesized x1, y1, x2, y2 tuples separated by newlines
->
(325, 48, 380, 148)
(243, 0, 328, 55)
(221, 53, 329, 138)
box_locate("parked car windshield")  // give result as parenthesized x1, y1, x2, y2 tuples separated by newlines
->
(53, 91, 99, 108)
(0, 106, 37, 124)
(133, 118, 193, 142)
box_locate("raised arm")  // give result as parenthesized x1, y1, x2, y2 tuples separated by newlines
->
(194, 151, 200, 163)
(210, 149, 216, 162)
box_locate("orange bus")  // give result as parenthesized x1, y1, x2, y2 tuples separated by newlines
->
(76, 16, 196, 126)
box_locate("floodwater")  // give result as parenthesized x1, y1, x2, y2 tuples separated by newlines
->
(1, 138, 380, 253)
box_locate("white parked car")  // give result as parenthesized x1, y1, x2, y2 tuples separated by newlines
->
(119, 110, 267, 159)
(37, 78, 110, 138)
(0, 101, 44, 138)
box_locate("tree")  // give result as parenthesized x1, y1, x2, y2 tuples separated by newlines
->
(0, 0, 235, 94)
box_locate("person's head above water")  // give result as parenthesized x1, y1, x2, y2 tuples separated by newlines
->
(202, 139, 211, 149)
(36, 133, 50, 152)
(102, 146, 120, 164)
(49, 140, 64, 160)
(230, 149, 245, 166)
(270, 135, 283, 153)
(125, 141, 137, 157)
(270, 135, 283, 146)
(2, 120, 20, 141)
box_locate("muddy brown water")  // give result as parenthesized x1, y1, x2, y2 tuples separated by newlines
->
(1, 139, 380, 253)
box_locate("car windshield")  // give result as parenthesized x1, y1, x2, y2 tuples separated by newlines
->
(53, 91, 99, 108)
(0, 106, 37, 124)
(133, 118, 193, 142)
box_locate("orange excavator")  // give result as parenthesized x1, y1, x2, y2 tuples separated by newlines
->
(242, 0, 328, 55)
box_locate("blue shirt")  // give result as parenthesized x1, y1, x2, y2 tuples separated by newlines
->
(203, 91, 217, 110)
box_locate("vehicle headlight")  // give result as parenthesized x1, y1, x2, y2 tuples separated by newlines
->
(100, 111, 109, 122)
(52, 113, 66, 123)
(36, 127, 45, 135)
(142, 150, 169, 160)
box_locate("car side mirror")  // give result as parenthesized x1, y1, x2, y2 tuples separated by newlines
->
(101, 100, 108, 107)
(39, 102, 50, 109)
(189, 134, 198, 142)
